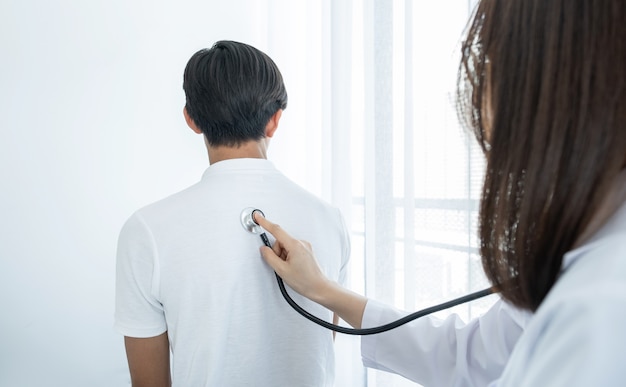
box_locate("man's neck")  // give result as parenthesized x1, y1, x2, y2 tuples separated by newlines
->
(207, 140, 269, 164)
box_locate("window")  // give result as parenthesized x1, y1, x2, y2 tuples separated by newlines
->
(265, 1, 493, 385)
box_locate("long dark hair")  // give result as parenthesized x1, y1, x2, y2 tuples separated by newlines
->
(457, 0, 626, 311)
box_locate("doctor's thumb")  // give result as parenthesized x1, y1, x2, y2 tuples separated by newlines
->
(260, 245, 286, 272)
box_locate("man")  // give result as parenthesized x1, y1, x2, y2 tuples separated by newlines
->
(115, 40, 350, 387)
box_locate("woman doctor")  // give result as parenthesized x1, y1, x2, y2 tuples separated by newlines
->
(254, 0, 626, 385)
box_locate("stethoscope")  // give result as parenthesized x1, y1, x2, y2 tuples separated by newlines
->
(241, 207, 497, 335)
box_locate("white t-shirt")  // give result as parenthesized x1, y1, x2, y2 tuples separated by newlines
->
(115, 158, 350, 387)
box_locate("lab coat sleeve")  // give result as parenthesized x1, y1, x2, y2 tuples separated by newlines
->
(498, 289, 626, 386)
(361, 297, 530, 387)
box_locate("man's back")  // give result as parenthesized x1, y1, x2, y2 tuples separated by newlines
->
(115, 158, 350, 386)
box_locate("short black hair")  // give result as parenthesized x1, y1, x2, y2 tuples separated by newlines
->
(183, 40, 288, 147)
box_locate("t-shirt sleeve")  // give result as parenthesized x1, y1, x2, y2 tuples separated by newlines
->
(114, 211, 167, 338)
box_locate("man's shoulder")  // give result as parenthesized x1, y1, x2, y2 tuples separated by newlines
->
(126, 180, 205, 226)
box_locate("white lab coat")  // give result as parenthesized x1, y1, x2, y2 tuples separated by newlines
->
(361, 297, 530, 386)
(361, 178, 626, 386)
(494, 199, 626, 386)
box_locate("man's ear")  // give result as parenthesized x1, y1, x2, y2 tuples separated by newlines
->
(265, 109, 282, 139)
(183, 106, 203, 134)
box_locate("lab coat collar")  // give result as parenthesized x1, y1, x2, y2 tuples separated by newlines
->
(561, 170, 626, 270)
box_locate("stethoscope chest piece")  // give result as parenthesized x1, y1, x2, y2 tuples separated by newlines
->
(240, 207, 265, 234)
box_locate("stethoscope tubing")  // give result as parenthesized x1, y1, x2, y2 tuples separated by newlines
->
(261, 231, 496, 335)
(241, 208, 497, 335)
(274, 270, 495, 335)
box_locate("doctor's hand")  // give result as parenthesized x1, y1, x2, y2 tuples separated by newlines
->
(254, 214, 368, 329)
(253, 214, 331, 304)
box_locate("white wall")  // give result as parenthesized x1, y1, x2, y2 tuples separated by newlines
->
(0, 1, 321, 385)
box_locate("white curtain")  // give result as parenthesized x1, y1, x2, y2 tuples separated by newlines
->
(0, 0, 489, 385)
(265, 1, 494, 386)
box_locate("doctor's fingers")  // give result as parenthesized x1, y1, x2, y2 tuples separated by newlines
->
(254, 214, 315, 262)
(270, 236, 313, 262)
(253, 213, 280, 235)
(254, 214, 299, 247)
(259, 245, 287, 272)
(260, 240, 324, 298)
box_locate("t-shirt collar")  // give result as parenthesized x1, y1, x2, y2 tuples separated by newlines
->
(201, 158, 276, 180)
